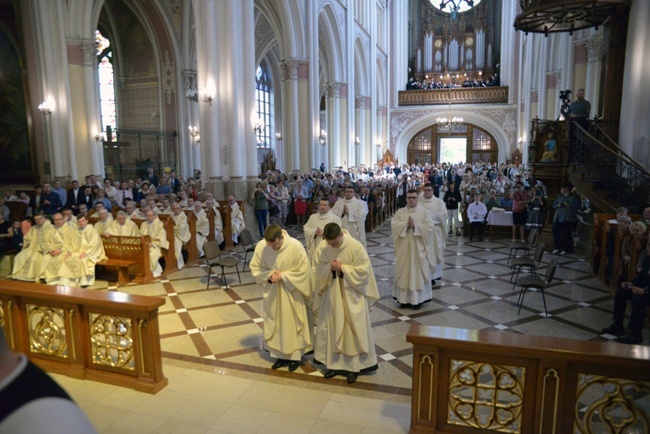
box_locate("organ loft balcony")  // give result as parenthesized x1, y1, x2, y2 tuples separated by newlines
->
(398, 86, 509, 106)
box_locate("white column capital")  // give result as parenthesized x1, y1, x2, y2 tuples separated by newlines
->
(80, 40, 96, 66)
(586, 36, 604, 61)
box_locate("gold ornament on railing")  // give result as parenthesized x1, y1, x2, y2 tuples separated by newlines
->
(28, 305, 67, 358)
(448, 359, 525, 433)
(89, 313, 135, 370)
(574, 374, 649, 433)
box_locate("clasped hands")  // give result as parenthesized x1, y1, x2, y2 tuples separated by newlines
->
(407, 216, 415, 230)
(330, 260, 343, 272)
(268, 271, 283, 283)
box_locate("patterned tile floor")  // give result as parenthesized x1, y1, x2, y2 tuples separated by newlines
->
(74, 220, 643, 400)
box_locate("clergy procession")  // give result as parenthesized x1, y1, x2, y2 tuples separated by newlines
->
(4, 168, 449, 384)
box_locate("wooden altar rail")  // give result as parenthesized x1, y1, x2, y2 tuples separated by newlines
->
(398, 86, 509, 106)
(0, 280, 168, 393)
(407, 324, 650, 434)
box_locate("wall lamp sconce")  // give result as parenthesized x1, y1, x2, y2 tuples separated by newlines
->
(354, 137, 360, 146)
(189, 126, 201, 143)
(38, 100, 53, 115)
(254, 120, 265, 133)
(200, 88, 213, 105)
(275, 132, 282, 141)
(518, 136, 524, 147)
(319, 129, 327, 146)
(95, 132, 106, 143)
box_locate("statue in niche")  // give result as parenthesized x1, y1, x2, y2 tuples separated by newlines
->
(539, 133, 558, 163)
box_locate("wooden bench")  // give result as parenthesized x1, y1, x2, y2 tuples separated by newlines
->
(97, 258, 138, 286)
(97, 235, 152, 284)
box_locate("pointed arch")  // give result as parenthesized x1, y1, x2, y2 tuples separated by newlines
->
(318, 4, 344, 82)
(354, 37, 369, 96)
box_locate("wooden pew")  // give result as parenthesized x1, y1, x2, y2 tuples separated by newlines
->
(143, 215, 178, 275)
(215, 200, 245, 251)
(97, 235, 152, 284)
(6, 202, 28, 222)
(184, 210, 199, 262)
(591, 213, 615, 275)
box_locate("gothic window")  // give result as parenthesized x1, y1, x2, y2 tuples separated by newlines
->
(255, 65, 270, 149)
(96, 30, 116, 136)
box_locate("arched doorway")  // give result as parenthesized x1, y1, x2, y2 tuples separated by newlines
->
(407, 123, 498, 164)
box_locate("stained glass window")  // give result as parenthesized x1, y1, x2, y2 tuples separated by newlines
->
(255, 65, 270, 149)
(96, 30, 116, 137)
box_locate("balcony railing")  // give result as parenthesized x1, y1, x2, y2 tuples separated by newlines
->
(398, 86, 509, 106)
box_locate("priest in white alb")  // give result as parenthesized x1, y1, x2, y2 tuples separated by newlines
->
(303, 198, 341, 260)
(391, 189, 436, 309)
(105, 211, 141, 237)
(331, 186, 368, 248)
(11, 212, 55, 281)
(249, 225, 313, 372)
(41, 212, 77, 285)
(140, 209, 169, 277)
(170, 202, 190, 270)
(59, 214, 107, 287)
(311, 223, 378, 384)
(227, 196, 245, 243)
(94, 209, 113, 236)
(418, 182, 448, 281)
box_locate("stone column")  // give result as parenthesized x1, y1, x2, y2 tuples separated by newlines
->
(192, 0, 255, 199)
(181, 69, 200, 176)
(281, 59, 300, 171)
(28, 0, 77, 181)
(585, 36, 603, 116)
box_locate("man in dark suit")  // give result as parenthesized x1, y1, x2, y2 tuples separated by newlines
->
(80, 185, 93, 210)
(169, 171, 180, 194)
(428, 170, 444, 198)
(66, 180, 84, 215)
(29, 185, 43, 215)
(145, 167, 159, 187)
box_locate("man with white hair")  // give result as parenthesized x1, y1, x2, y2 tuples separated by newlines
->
(140, 209, 169, 277)
(105, 210, 140, 237)
(125, 201, 143, 220)
(171, 202, 190, 269)
(227, 196, 245, 243)
(304, 197, 341, 260)
(93, 208, 113, 236)
(331, 186, 368, 248)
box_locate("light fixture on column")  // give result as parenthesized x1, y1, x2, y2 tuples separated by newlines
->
(188, 126, 200, 144)
(275, 132, 282, 141)
(518, 137, 524, 147)
(200, 88, 213, 105)
(319, 130, 327, 146)
(38, 100, 53, 115)
(354, 137, 360, 146)
(95, 132, 106, 143)
(254, 120, 265, 133)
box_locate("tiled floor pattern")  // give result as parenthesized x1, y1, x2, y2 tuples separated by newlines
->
(22, 222, 647, 433)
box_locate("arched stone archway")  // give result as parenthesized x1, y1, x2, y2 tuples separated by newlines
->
(391, 106, 516, 164)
